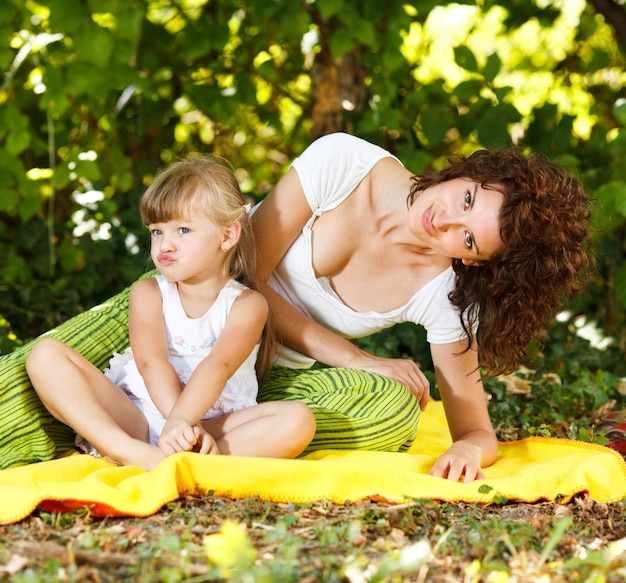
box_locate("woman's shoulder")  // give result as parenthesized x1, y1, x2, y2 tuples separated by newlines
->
(298, 132, 399, 164)
(292, 133, 402, 211)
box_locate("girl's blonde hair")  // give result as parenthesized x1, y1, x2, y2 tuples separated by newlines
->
(139, 155, 275, 382)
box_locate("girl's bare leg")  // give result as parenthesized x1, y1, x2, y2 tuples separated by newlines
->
(26, 338, 165, 470)
(202, 401, 316, 458)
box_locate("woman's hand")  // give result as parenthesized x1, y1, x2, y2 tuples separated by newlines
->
(428, 341, 499, 482)
(429, 440, 485, 483)
(353, 354, 431, 411)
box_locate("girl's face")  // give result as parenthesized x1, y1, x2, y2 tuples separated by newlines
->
(409, 178, 504, 265)
(148, 213, 229, 283)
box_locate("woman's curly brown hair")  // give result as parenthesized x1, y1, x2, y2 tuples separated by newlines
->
(409, 148, 593, 376)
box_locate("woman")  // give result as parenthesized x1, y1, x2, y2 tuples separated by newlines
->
(251, 132, 591, 482)
(0, 133, 591, 480)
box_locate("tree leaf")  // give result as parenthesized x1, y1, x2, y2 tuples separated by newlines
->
(454, 46, 478, 72)
(420, 103, 451, 145)
(614, 262, 626, 311)
(329, 29, 354, 58)
(6, 130, 30, 156)
(483, 52, 501, 83)
(315, 0, 344, 20)
(74, 23, 114, 67)
(453, 79, 483, 101)
(0, 188, 19, 211)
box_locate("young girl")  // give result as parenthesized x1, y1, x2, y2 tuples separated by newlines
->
(25, 156, 316, 471)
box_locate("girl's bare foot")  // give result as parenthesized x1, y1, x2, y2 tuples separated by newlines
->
(104, 439, 166, 471)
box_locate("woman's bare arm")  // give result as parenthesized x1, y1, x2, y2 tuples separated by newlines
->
(429, 339, 498, 482)
(252, 168, 430, 408)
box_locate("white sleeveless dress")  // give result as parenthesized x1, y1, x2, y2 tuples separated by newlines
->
(79, 275, 260, 450)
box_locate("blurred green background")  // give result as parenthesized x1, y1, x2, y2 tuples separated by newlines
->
(1, 0, 625, 383)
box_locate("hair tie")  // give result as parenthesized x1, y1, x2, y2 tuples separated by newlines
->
(243, 203, 252, 214)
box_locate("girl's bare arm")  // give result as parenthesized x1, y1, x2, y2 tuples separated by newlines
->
(128, 278, 182, 416)
(159, 290, 268, 453)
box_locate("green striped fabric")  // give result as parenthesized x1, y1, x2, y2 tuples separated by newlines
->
(0, 286, 132, 468)
(0, 279, 421, 467)
(258, 366, 420, 454)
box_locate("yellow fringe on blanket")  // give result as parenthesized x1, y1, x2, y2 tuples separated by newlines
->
(1, 401, 625, 524)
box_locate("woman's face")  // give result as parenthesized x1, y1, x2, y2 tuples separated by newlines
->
(409, 178, 504, 265)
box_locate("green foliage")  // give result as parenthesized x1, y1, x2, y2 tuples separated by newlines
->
(356, 313, 625, 440)
(1, 0, 625, 369)
(485, 315, 625, 441)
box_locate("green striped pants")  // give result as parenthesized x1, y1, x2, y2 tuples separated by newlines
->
(0, 283, 420, 468)
(258, 366, 420, 455)
(0, 286, 132, 468)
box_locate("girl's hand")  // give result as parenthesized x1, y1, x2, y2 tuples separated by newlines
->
(158, 417, 201, 455)
(429, 441, 485, 483)
(192, 425, 220, 455)
(355, 354, 430, 411)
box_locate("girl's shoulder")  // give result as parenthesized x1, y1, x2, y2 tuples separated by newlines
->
(223, 278, 248, 292)
(224, 279, 267, 307)
(130, 275, 161, 297)
(225, 287, 268, 330)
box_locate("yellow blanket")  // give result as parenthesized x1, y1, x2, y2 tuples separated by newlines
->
(2, 401, 625, 524)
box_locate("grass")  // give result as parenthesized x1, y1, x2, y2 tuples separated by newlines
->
(1, 495, 625, 582)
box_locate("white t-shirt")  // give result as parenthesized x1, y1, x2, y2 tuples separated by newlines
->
(268, 132, 467, 368)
